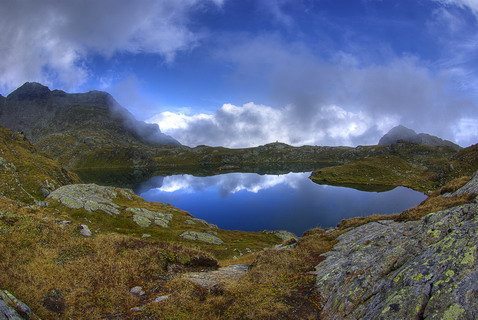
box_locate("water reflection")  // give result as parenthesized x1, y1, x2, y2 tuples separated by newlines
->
(137, 172, 427, 235)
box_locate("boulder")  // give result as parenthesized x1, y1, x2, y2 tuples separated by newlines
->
(47, 184, 128, 215)
(263, 230, 297, 242)
(185, 264, 250, 290)
(179, 231, 224, 245)
(126, 207, 172, 228)
(79, 224, 92, 237)
(312, 202, 478, 319)
(184, 218, 218, 229)
(130, 286, 145, 297)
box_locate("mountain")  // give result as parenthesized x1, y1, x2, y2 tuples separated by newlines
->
(0, 82, 180, 168)
(378, 125, 461, 151)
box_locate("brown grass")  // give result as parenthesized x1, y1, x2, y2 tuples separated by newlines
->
(0, 209, 217, 319)
(434, 175, 471, 195)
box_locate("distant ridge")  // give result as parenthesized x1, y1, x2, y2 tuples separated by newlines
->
(378, 125, 461, 151)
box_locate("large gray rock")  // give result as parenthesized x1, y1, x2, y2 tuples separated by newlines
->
(378, 125, 461, 151)
(263, 230, 297, 242)
(0, 290, 37, 320)
(47, 184, 128, 215)
(184, 218, 218, 229)
(126, 207, 172, 228)
(313, 202, 478, 319)
(179, 231, 224, 245)
(185, 264, 250, 289)
(449, 170, 478, 197)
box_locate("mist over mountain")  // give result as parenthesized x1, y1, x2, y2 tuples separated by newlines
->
(0, 82, 180, 168)
(1, 82, 179, 146)
(378, 125, 462, 151)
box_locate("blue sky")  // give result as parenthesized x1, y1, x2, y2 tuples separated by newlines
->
(1, 0, 477, 147)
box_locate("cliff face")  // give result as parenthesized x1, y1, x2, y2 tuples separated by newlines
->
(0, 82, 179, 168)
(313, 172, 478, 319)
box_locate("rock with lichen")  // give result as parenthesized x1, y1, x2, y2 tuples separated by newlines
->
(312, 177, 478, 319)
(184, 218, 218, 229)
(263, 230, 297, 242)
(47, 184, 131, 215)
(179, 231, 224, 245)
(126, 207, 172, 228)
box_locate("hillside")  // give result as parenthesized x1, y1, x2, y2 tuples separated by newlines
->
(0, 82, 179, 168)
(0, 127, 79, 203)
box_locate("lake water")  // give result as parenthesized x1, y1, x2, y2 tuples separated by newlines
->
(134, 172, 427, 236)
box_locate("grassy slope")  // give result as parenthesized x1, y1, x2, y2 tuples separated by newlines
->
(0, 127, 80, 203)
(310, 143, 465, 193)
(310, 154, 436, 193)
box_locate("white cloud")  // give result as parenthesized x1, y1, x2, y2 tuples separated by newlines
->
(210, 35, 478, 147)
(148, 102, 400, 147)
(435, 0, 478, 17)
(0, 0, 223, 92)
(452, 117, 478, 146)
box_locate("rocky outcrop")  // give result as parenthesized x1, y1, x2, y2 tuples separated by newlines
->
(47, 184, 175, 228)
(263, 230, 297, 242)
(448, 171, 478, 197)
(313, 176, 478, 319)
(179, 231, 224, 245)
(378, 125, 461, 151)
(0, 290, 39, 320)
(47, 184, 131, 215)
(185, 264, 250, 290)
(184, 218, 218, 229)
(126, 207, 172, 228)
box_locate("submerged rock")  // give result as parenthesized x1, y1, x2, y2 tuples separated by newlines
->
(179, 231, 224, 245)
(313, 202, 478, 319)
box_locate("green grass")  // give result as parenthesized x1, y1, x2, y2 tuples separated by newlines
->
(310, 154, 437, 193)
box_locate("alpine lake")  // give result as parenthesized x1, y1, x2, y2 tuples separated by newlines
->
(76, 164, 427, 236)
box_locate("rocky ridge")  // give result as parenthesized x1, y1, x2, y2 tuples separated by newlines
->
(0, 82, 179, 168)
(312, 172, 478, 319)
(379, 125, 461, 151)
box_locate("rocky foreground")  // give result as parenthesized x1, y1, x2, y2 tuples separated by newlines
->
(314, 198, 477, 319)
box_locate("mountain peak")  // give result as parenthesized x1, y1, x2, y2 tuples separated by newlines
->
(379, 125, 461, 151)
(7, 82, 51, 100)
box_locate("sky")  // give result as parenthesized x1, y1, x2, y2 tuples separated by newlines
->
(1, 0, 477, 147)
